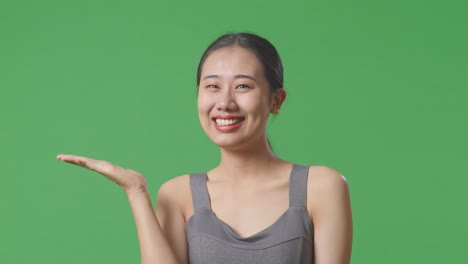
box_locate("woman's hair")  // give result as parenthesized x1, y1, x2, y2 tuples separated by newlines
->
(196, 32, 284, 93)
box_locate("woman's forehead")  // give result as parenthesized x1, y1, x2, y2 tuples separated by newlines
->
(200, 46, 264, 79)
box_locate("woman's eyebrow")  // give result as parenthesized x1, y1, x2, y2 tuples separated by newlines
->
(202, 74, 256, 81)
(234, 74, 256, 81)
(202, 74, 219, 80)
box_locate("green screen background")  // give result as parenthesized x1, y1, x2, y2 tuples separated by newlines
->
(1, 0, 467, 263)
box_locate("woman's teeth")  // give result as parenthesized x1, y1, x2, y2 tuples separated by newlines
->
(215, 118, 243, 126)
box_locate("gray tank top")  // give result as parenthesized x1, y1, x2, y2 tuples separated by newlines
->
(185, 164, 314, 263)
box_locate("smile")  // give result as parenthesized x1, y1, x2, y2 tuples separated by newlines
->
(215, 118, 244, 126)
(212, 116, 245, 132)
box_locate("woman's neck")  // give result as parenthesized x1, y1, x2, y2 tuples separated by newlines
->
(213, 140, 286, 182)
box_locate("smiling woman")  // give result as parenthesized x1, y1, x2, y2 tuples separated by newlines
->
(57, 32, 352, 264)
(196, 33, 286, 151)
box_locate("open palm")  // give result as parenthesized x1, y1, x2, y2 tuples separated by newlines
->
(56, 154, 147, 193)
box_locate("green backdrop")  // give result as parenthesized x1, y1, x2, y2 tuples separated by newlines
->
(1, 0, 467, 263)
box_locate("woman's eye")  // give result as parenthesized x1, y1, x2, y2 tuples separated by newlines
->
(206, 84, 219, 89)
(236, 84, 250, 89)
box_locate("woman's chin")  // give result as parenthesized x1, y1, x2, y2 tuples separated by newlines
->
(210, 137, 249, 150)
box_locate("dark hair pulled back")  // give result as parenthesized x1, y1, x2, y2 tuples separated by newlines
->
(196, 32, 283, 93)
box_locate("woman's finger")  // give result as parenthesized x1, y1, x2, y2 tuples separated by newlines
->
(57, 153, 147, 192)
(57, 154, 95, 168)
(57, 154, 122, 178)
(57, 154, 108, 172)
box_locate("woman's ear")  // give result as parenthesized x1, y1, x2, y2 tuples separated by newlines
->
(271, 88, 287, 114)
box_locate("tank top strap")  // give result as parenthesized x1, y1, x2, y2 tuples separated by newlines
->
(289, 164, 310, 208)
(189, 173, 211, 211)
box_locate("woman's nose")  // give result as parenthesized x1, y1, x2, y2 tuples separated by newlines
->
(217, 89, 238, 112)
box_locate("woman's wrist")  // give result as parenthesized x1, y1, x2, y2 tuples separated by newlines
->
(125, 186, 150, 202)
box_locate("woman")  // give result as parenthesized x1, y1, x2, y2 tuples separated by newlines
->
(57, 33, 353, 264)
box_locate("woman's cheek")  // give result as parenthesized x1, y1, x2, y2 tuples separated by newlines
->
(242, 97, 266, 116)
(197, 97, 213, 124)
(197, 93, 209, 110)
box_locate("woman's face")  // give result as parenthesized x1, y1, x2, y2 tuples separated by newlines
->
(197, 46, 280, 150)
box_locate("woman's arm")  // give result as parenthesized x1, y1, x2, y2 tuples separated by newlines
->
(308, 166, 353, 264)
(127, 188, 182, 264)
(56, 154, 182, 264)
(154, 176, 190, 264)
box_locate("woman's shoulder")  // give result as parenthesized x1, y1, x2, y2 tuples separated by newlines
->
(156, 174, 194, 221)
(305, 165, 348, 189)
(157, 174, 191, 204)
(304, 165, 350, 215)
(159, 174, 191, 189)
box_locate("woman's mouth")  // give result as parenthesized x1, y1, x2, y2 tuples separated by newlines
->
(215, 118, 244, 126)
(212, 116, 245, 131)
